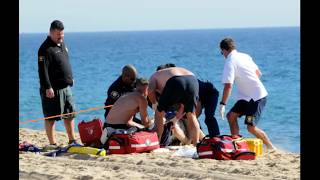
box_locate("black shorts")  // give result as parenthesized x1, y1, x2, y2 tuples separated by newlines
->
(158, 75, 199, 113)
(230, 97, 267, 126)
(104, 123, 131, 129)
(104, 123, 138, 137)
(40, 86, 76, 121)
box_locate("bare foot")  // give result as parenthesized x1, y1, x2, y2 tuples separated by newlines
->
(266, 146, 277, 153)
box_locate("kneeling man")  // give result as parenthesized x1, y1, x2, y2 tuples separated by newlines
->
(104, 77, 153, 137)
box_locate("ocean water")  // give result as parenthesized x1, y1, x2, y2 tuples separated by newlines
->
(19, 27, 300, 153)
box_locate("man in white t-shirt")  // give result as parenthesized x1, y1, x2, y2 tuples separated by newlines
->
(219, 37, 276, 150)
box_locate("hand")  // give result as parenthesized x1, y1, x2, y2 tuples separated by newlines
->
(165, 116, 179, 124)
(46, 88, 55, 98)
(147, 118, 154, 128)
(176, 112, 186, 121)
(219, 104, 225, 120)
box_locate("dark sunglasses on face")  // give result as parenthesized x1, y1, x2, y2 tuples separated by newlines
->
(220, 51, 224, 55)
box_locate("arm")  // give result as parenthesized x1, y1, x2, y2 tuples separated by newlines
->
(219, 62, 234, 119)
(148, 76, 158, 109)
(104, 82, 120, 113)
(38, 50, 54, 98)
(221, 83, 232, 105)
(38, 51, 51, 89)
(195, 101, 202, 118)
(138, 98, 152, 128)
(154, 109, 166, 139)
(221, 61, 234, 105)
(148, 90, 158, 107)
(127, 120, 145, 129)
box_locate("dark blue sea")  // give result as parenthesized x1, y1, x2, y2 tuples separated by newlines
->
(19, 27, 300, 153)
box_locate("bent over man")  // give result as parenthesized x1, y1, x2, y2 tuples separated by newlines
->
(148, 66, 201, 145)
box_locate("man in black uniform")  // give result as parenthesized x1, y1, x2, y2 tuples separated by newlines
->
(197, 79, 220, 137)
(104, 64, 137, 121)
(38, 20, 77, 148)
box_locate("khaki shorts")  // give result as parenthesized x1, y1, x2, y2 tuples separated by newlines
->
(40, 86, 76, 121)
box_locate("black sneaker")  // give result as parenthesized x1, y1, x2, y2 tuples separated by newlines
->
(68, 140, 81, 146)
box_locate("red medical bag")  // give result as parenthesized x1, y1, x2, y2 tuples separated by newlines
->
(196, 135, 255, 160)
(107, 131, 160, 154)
(78, 118, 103, 147)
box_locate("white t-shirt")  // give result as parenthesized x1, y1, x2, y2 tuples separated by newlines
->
(221, 50, 268, 101)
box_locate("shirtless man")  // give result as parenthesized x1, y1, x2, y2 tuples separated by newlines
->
(148, 67, 201, 145)
(105, 77, 152, 135)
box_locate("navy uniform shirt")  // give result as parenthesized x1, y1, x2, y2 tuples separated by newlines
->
(38, 36, 73, 90)
(198, 79, 219, 105)
(104, 76, 135, 118)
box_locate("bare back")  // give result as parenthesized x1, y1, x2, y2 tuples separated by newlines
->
(149, 67, 194, 94)
(106, 91, 147, 125)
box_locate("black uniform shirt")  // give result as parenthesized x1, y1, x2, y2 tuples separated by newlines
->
(104, 76, 135, 117)
(198, 79, 219, 105)
(38, 36, 73, 90)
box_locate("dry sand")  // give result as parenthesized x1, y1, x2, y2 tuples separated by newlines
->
(19, 128, 300, 180)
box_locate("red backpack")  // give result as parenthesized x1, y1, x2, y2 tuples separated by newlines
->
(196, 135, 256, 160)
(78, 118, 103, 148)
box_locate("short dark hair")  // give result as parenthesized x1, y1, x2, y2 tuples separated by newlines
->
(50, 20, 64, 31)
(220, 37, 236, 51)
(156, 63, 176, 71)
(122, 64, 137, 76)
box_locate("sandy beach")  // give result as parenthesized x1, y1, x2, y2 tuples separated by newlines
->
(19, 128, 300, 180)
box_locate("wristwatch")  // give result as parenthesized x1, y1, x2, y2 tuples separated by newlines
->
(220, 101, 226, 105)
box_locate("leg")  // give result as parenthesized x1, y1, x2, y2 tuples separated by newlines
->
(63, 118, 76, 142)
(186, 112, 200, 145)
(40, 88, 59, 145)
(204, 116, 220, 137)
(63, 87, 77, 143)
(159, 122, 173, 146)
(171, 120, 190, 145)
(204, 88, 220, 136)
(199, 128, 205, 140)
(45, 120, 56, 144)
(246, 97, 275, 149)
(226, 111, 241, 136)
(247, 125, 276, 150)
(204, 98, 220, 136)
(183, 118, 205, 142)
(155, 110, 165, 141)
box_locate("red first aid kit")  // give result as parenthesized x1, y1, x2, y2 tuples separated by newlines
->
(196, 135, 255, 160)
(78, 118, 103, 147)
(107, 131, 160, 154)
